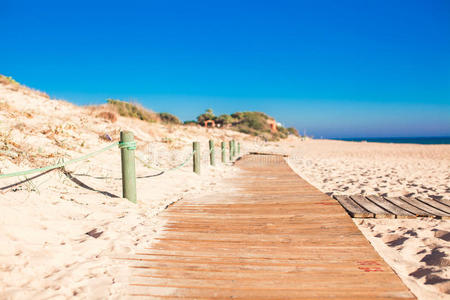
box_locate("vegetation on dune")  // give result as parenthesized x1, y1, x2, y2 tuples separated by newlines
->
(104, 99, 181, 125)
(287, 127, 300, 137)
(194, 109, 300, 141)
(1, 73, 298, 140)
(158, 112, 181, 125)
(106, 99, 159, 123)
(0, 74, 50, 99)
(95, 111, 118, 123)
(0, 75, 19, 86)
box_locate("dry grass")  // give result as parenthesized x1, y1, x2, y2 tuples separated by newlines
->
(96, 111, 118, 123)
(0, 101, 11, 112)
(0, 74, 50, 99)
(107, 99, 160, 123)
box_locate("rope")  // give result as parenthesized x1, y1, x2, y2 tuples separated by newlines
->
(136, 150, 195, 173)
(118, 141, 136, 150)
(1, 138, 236, 180)
(0, 142, 119, 179)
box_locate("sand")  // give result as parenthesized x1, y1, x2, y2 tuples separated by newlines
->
(357, 218, 450, 300)
(1, 82, 449, 299)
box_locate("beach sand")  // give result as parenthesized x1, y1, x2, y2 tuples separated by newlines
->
(1, 82, 449, 299)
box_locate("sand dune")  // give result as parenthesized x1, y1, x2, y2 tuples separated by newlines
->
(1, 83, 449, 299)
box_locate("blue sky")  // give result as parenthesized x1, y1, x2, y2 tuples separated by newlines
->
(1, 0, 449, 138)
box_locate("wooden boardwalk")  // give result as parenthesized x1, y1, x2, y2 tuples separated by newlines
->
(127, 154, 415, 299)
(334, 194, 450, 219)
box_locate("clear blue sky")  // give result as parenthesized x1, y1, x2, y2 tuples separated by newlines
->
(1, 0, 449, 138)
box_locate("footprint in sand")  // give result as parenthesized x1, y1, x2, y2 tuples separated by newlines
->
(425, 275, 450, 285)
(420, 248, 450, 267)
(404, 229, 418, 237)
(434, 230, 450, 242)
(409, 267, 433, 279)
(382, 234, 409, 247)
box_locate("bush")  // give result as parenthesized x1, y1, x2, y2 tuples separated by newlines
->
(194, 109, 292, 141)
(216, 114, 234, 126)
(96, 111, 118, 123)
(240, 112, 268, 131)
(184, 120, 197, 125)
(106, 99, 159, 123)
(196, 108, 216, 124)
(287, 127, 300, 137)
(159, 112, 181, 124)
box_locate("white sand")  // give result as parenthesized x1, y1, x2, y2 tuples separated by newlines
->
(357, 218, 450, 300)
(1, 82, 449, 299)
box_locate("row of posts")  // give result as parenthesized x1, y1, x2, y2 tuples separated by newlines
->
(119, 131, 241, 203)
(193, 139, 240, 175)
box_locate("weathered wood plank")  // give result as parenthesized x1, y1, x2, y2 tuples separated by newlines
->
(415, 196, 450, 215)
(366, 195, 415, 219)
(433, 197, 450, 207)
(248, 152, 289, 157)
(350, 195, 395, 218)
(384, 196, 431, 217)
(334, 195, 374, 218)
(399, 196, 450, 218)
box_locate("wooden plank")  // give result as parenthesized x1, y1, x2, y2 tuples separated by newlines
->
(334, 195, 374, 218)
(126, 155, 414, 299)
(433, 197, 450, 207)
(399, 196, 450, 218)
(415, 196, 450, 215)
(248, 152, 289, 157)
(384, 196, 431, 217)
(366, 195, 415, 219)
(350, 195, 395, 219)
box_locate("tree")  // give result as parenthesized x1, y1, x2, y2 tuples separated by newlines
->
(196, 108, 216, 124)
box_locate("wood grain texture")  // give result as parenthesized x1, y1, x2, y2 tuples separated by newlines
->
(334, 195, 374, 218)
(366, 195, 415, 219)
(350, 195, 394, 218)
(124, 155, 415, 299)
(399, 196, 450, 219)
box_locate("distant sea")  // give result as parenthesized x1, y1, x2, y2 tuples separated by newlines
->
(332, 137, 450, 145)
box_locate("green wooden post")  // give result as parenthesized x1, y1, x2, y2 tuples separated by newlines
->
(232, 140, 236, 158)
(193, 141, 200, 174)
(229, 141, 233, 161)
(238, 142, 241, 155)
(120, 131, 137, 203)
(221, 141, 226, 163)
(209, 140, 215, 166)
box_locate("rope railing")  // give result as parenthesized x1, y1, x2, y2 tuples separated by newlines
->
(0, 142, 119, 179)
(135, 150, 195, 173)
(0, 131, 242, 203)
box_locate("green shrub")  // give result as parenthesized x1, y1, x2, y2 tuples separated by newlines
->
(184, 120, 197, 125)
(159, 112, 181, 124)
(287, 127, 300, 137)
(106, 99, 159, 123)
(216, 114, 234, 126)
(195, 109, 292, 141)
(196, 108, 216, 124)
